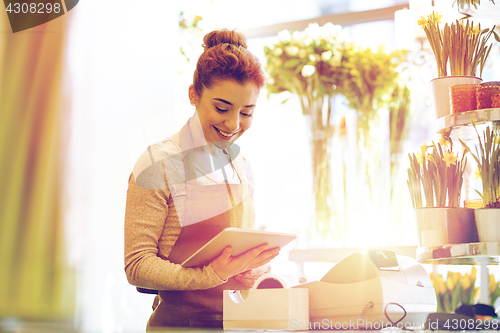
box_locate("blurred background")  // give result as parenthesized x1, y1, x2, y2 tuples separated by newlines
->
(0, 0, 499, 332)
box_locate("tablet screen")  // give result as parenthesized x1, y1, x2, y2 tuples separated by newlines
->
(181, 228, 296, 268)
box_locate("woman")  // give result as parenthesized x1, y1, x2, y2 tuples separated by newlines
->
(124, 29, 279, 329)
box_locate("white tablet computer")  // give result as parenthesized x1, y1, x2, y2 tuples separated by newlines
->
(181, 228, 296, 268)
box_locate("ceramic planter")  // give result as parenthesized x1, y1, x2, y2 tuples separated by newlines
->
(430, 76, 482, 119)
(415, 207, 478, 247)
(474, 208, 500, 242)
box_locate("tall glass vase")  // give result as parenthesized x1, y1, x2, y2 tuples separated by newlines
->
(342, 107, 391, 247)
(301, 94, 337, 240)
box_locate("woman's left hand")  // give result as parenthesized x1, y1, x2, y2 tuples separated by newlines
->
(234, 264, 271, 288)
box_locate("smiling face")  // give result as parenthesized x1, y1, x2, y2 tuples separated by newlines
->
(189, 80, 260, 149)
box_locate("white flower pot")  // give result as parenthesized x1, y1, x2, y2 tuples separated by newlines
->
(474, 208, 500, 242)
(430, 76, 482, 119)
(415, 207, 477, 247)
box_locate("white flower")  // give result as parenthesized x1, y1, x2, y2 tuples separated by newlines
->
(301, 65, 315, 77)
(338, 28, 352, 43)
(330, 52, 342, 67)
(322, 22, 342, 36)
(308, 54, 316, 62)
(278, 29, 292, 42)
(272, 47, 283, 56)
(305, 23, 321, 39)
(285, 46, 300, 56)
(321, 51, 333, 61)
(292, 30, 303, 40)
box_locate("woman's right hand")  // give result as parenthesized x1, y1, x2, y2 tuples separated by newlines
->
(210, 244, 279, 281)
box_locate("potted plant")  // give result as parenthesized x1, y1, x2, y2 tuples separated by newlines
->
(458, 120, 500, 242)
(418, 11, 499, 118)
(407, 139, 476, 247)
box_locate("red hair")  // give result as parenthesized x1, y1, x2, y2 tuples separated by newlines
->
(193, 29, 266, 96)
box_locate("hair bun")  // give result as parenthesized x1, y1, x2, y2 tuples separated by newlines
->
(202, 29, 247, 50)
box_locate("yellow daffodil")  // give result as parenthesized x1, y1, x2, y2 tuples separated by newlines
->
(432, 274, 442, 292)
(443, 151, 457, 167)
(420, 143, 429, 154)
(439, 135, 451, 147)
(438, 275, 447, 295)
(471, 24, 481, 35)
(490, 274, 498, 294)
(350, 69, 360, 76)
(475, 168, 482, 180)
(471, 266, 477, 281)
(432, 11, 443, 25)
(474, 287, 480, 301)
(416, 151, 424, 165)
(418, 16, 428, 28)
(462, 273, 471, 289)
(446, 274, 457, 291)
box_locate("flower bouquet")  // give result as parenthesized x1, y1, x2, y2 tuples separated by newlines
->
(264, 23, 352, 235)
(264, 23, 407, 238)
(264, 23, 352, 108)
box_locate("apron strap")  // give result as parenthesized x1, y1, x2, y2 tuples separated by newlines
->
(179, 118, 248, 208)
(225, 148, 244, 184)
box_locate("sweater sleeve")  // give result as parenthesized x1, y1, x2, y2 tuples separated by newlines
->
(124, 167, 224, 291)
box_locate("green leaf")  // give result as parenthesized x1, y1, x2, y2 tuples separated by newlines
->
(283, 59, 301, 68)
(451, 279, 463, 310)
(494, 30, 500, 42)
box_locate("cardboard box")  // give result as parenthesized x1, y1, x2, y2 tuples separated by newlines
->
(223, 288, 309, 330)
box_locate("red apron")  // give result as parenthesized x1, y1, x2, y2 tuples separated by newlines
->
(147, 125, 255, 329)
